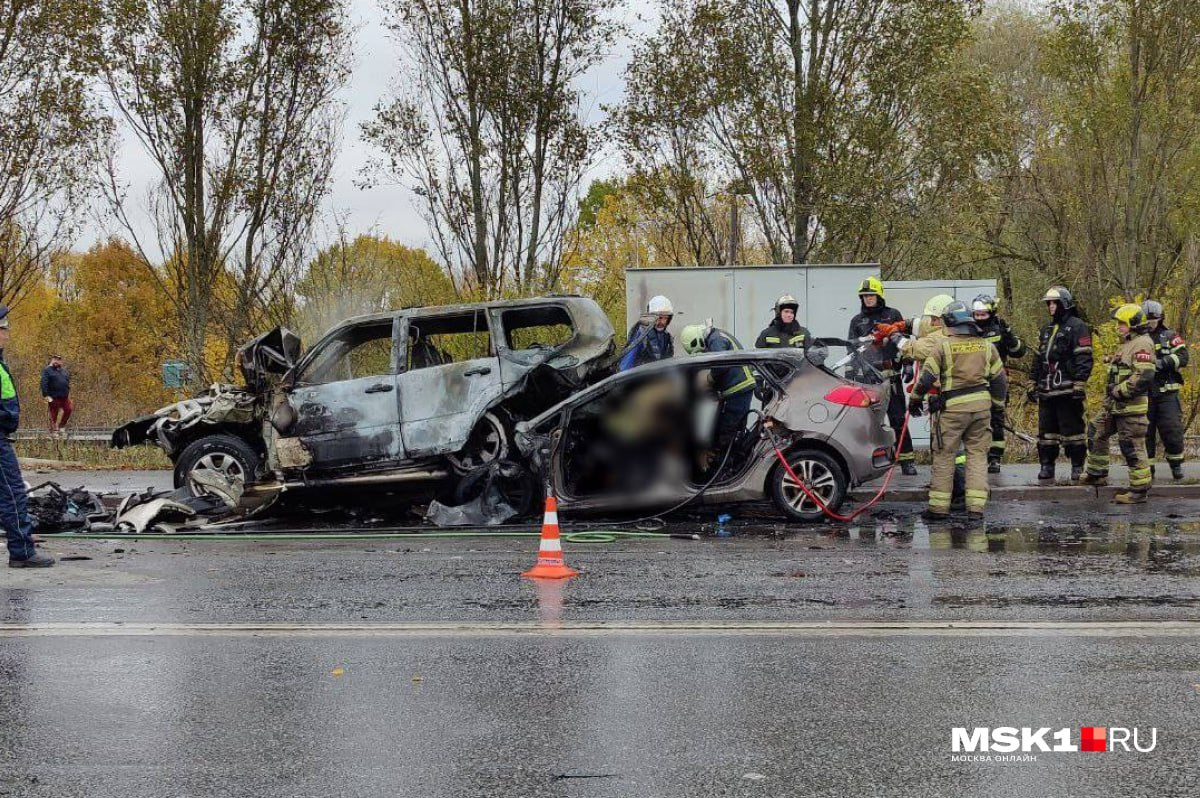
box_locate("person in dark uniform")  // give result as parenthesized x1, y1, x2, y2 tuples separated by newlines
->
(1030, 286, 1093, 482)
(0, 305, 54, 568)
(847, 277, 915, 475)
(971, 294, 1026, 473)
(620, 295, 675, 371)
(756, 294, 812, 350)
(1142, 299, 1189, 480)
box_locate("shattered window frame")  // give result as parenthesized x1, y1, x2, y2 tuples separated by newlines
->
(404, 310, 494, 371)
(293, 318, 399, 386)
(498, 305, 577, 353)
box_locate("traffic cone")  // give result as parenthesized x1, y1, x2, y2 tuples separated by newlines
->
(522, 495, 578, 580)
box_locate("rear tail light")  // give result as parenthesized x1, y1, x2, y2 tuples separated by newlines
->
(824, 385, 878, 407)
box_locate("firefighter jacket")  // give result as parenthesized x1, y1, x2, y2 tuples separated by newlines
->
(1031, 311, 1093, 398)
(755, 318, 813, 350)
(911, 328, 1007, 414)
(976, 316, 1026, 363)
(706, 328, 755, 398)
(1106, 332, 1156, 416)
(1149, 325, 1189, 395)
(848, 302, 904, 375)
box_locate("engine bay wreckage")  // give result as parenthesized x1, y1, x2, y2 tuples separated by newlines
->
(111, 297, 618, 520)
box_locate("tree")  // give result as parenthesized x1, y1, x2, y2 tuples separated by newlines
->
(295, 233, 456, 340)
(617, 0, 993, 269)
(0, 0, 110, 307)
(97, 0, 352, 384)
(363, 0, 619, 296)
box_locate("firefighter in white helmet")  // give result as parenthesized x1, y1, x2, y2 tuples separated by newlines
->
(620, 295, 675, 371)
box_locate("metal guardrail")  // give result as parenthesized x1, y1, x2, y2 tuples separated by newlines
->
(14, 428, 115, 442)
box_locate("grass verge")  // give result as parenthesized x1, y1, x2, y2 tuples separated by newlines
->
(15, 439, 171, 470)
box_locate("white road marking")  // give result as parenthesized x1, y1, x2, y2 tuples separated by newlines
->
(1, 621, 1199, 638)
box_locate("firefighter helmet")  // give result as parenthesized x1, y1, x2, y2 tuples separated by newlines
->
(646, 295, 674, 315)
(857, 277, 885, 300)
(775, 294, 800, 314)
(1141, 299, 1164, 320)
(680, 324, 708, 354)
(1041, 285, 1075, 310)
(1113, 303, 1148, 331)
(972, 294, 998, 315)
(941, 300, 977, 331)
(922, 294, 955, 319)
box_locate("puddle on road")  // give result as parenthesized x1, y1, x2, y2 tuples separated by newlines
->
(689, 513, 1200, 575)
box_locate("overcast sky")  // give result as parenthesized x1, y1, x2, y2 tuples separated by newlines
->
(86, 0, 642, 258)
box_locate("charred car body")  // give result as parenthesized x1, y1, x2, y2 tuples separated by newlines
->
(112, 297, 617, 499)
(514, 343, 895, 521)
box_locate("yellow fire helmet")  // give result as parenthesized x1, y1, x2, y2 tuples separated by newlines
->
(680, 323, 709, 354)
(1112, 303, 1147, 331)
(857, 276, 885, 299)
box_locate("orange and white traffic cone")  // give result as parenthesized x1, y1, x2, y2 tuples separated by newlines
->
(522, 495, 578, 580)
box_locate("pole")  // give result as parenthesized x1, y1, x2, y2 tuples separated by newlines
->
(729, 197, 739, 266)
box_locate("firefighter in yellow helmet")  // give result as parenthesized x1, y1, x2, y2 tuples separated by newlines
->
(1078, 304, 1156, 503)
(848, 277, 915, 474)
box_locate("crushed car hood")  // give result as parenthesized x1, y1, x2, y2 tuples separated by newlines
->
(238, 327, 302, 392)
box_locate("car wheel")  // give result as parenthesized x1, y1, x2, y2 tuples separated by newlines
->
(769, 449, 847, 522)
(173, 434, 260, 497)
(447, 410, 511, 474)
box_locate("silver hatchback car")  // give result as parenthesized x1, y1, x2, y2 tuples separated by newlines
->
(515, 343, 896, 522)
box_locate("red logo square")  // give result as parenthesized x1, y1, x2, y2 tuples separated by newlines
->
(1081, 727, 1106, 752)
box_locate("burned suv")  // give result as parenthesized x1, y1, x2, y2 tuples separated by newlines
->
(112, 297, 616, 498)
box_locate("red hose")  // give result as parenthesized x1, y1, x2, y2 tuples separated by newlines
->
(770, 366, 918, 523)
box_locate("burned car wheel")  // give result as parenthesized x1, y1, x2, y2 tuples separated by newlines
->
(769, 449, 847, 522)
(447, 410, 511, 474)
(174, 434, 260, 497)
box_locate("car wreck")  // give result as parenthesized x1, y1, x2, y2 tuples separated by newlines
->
(513, 342, 896, 521)
(112, 297, 617, 504)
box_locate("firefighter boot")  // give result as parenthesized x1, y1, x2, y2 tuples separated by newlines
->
(1113, 489, 1148, 505)
(1078, 472, 1108, 487)
(987, 457, 1001, 475)
(901, 462, 918, 476)
(1172, 464, 1185, 480)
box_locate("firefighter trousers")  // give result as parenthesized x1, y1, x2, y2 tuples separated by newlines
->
(1146, 392, 1185, 467)
(928, 409, 992, 514)
(1085, 408, 1152, 492)
(1037, 394, 1087, 467)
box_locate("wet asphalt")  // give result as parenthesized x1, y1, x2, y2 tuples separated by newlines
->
(5, 488, 1200, 795)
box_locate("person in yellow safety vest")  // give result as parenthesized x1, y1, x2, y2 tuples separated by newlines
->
(680, 322, 756, 462)
(1078, 304, 1156, 503)
(906, 301, 1007, 522)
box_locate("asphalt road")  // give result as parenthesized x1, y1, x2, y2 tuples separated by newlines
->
(4, 497, 1200, 795)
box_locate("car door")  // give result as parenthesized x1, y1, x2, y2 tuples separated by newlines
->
(396, 309, 504, 456)
(286, 317, 404, 469)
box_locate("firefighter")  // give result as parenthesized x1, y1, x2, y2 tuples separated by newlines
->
(906, 301, 1007, 521)
(848, 277, 915, 475)
(1079, 304, 1155, 503)
(1142, 299, 1189, 480)
(620, 295, 675, 371)
(1030, 286, 1093, 481)
(680, 322, 756, 461)
(971, 294, 1027, 474)
(756, 294, 813, 350)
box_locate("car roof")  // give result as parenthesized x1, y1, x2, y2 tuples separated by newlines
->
(334, 295, 599, 327)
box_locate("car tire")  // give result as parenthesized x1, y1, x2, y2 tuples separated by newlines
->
(769, 449, 847, 522)
(447, 410, 512, 474)
(173, 434, 260, 497)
